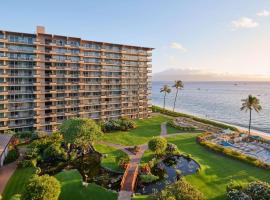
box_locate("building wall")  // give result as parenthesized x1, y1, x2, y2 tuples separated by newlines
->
(0, 27, 152, 133)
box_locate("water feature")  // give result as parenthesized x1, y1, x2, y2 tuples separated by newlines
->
(39, 152, 123, 191)
(136, 155, 200, 194)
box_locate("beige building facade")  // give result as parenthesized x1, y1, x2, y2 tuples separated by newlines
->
(0, 26, 152, 133)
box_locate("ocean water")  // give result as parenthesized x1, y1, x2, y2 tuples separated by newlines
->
(152, 81, 270, 134)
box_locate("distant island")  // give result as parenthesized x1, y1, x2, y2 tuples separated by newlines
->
(153, 68, 270, 82)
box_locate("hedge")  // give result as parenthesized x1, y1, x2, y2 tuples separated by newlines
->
(167, 120, 196, 131)
(152, 105, 238, 131)
(197, 133, 270, 170)
(4, 148, 19, 165)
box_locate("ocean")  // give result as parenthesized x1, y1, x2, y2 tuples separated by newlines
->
(152, 81, 270, 134)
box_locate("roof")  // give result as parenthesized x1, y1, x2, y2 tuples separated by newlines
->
(0, 28, 154, 50)
(0, 134, 12, 157)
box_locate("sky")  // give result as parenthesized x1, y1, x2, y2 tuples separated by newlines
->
(1, 0, 270, 78)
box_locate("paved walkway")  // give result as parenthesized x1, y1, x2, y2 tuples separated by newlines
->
(0, 147, 26, 195)
(160, 122, 167, 136)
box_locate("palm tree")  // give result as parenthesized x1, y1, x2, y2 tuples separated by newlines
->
(240, 95, 262, 136)
(172, 80, 184, 111)
(160, 85, 171, 110)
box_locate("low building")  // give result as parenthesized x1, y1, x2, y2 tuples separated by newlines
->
(0, 134, 12, 167)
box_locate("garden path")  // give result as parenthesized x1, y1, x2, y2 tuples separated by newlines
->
(100, 123, 186, 200)
(107, 123, 168, 200)
(0, 147, 26, 195)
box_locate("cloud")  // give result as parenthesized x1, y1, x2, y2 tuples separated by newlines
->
(231, 17, 258, 29)
(257, 10, 270, 17)
(170, 42, 187, 52)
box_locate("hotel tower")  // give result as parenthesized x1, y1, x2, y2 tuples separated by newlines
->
(0, 26, 152, 133)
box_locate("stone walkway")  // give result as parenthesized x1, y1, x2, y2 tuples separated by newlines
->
(0, 147, 26, 195)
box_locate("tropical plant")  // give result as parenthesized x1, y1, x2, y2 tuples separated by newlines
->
(240, 95, 262, 136)
(43, 142, 68, 162)
(172, 80, 184, 111)
(160, 85, 171, 110)
(148, 137, 167, 155)
(21, 175, 61, 200)
(60, 118, 103, 153)
(152, 177, 203, 200)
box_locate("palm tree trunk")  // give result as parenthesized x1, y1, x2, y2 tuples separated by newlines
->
(163, 93, 166, 111)
(248, 109, 252, 137)
(173, 89, 179, 112)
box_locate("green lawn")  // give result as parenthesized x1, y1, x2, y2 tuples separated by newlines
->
(101, 115, 179, 146)
(94, 143, 127, 172)
(2, 167, 35, 200)
(162, 133, 269, 200)
(56, 169, 117, 200)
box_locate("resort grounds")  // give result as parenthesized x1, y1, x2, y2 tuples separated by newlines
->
(1, 111, 270, 200)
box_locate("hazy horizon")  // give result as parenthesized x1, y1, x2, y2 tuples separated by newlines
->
(1, 0, 270, 80)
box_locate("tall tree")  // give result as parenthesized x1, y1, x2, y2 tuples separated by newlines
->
(240, 95, 262, 136)
(160, 85, 171, 110)
(172, 80, 184, 111)
(60, 118, 103, 153)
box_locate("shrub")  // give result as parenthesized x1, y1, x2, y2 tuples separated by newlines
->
(226, 180, 270, 200)
(148, 137, 167, 155)
(116, 154, 130, 169)
(4, 148, 19, 164)
(245, 181, 270, 200)
(152, 177, 203, 200)
(166, 143, 179, 155)
(140, 163, 151, 174)
(21, 175, 61, 200)
(19, 159, 37, 168)
(101, 118, 136, 132)
(140, 174, 159, 183)
(227, 180, 245, 192)
(227, 189, 251, 200)
(10, 194, 21, 200)
(43, 143, 67, 162)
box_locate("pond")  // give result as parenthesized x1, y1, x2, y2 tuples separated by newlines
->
(136, 155, 200, 194)
(38, 152, 123, 191)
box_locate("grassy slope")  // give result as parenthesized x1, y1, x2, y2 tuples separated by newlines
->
(101, 115, 179, 146)
(94, 143, 126, 172)
(2, 167, 35, 200)
(56, 169, 117, 200)
(167, 133, 269, 200)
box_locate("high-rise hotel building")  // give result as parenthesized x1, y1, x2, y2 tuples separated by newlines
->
(0, 26, 152, 133)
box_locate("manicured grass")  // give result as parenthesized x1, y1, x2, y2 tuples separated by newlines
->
(101, 115, 178, 146)
(165, 133, 270, 200)
(94, 143, 127, 172)
(56, 169, 117, 200)
(132, 195, 150, 200)
(2, 167, 35, 200)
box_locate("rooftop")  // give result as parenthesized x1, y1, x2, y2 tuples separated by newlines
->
(0, 134, 12, 157)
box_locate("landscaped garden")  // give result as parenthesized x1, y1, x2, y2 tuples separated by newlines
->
(101, 114, 178, 146)
(2, 110, 270, 200)
(138, 133, 270, 199)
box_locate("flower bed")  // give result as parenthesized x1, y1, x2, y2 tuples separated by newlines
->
(167, 119, 196, 131)
(197, 133, 270, 170)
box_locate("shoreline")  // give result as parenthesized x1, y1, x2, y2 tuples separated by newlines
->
(153, 104, 270, 140)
